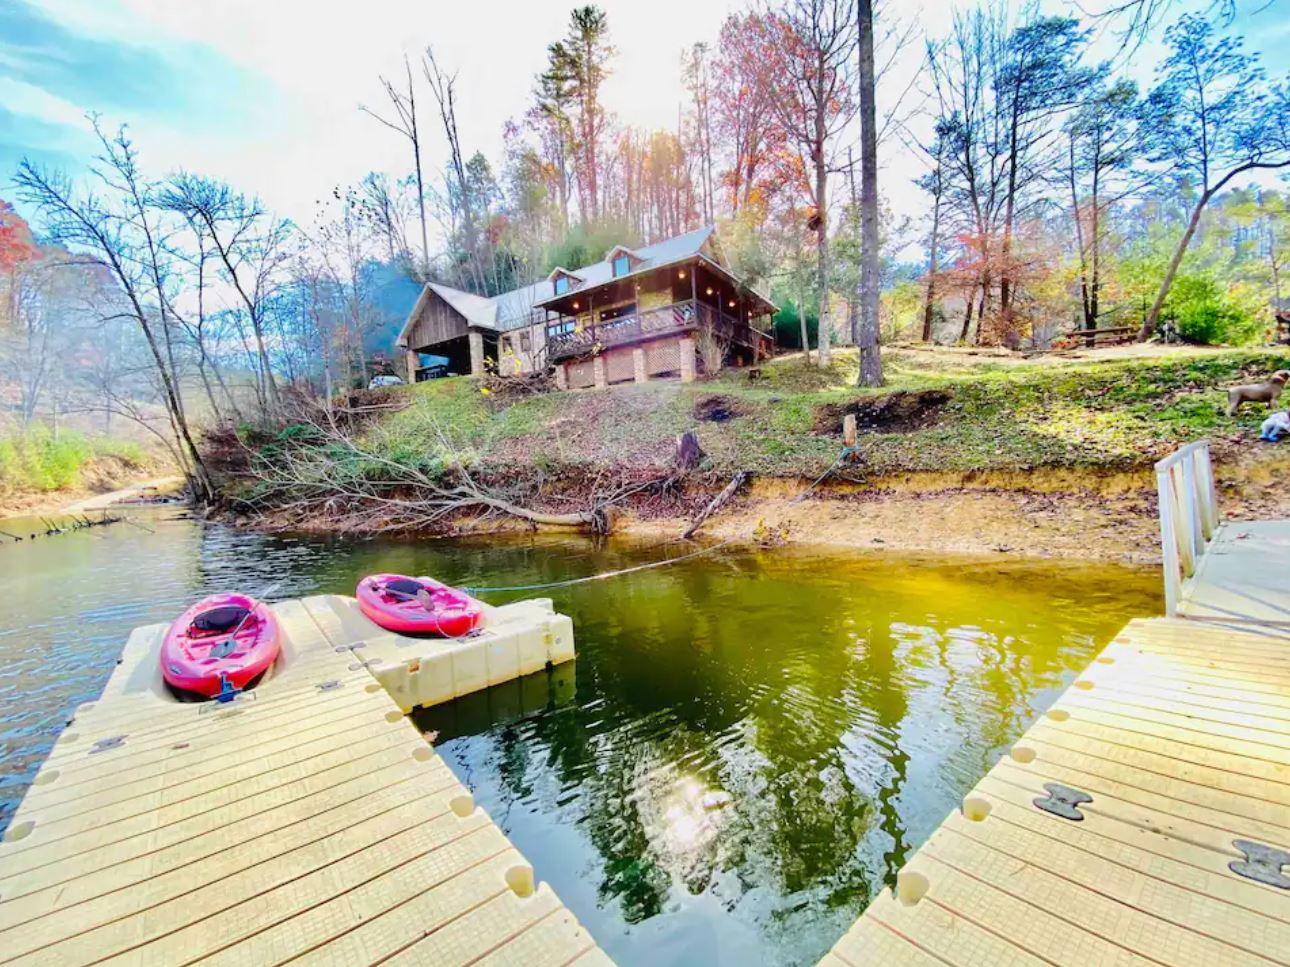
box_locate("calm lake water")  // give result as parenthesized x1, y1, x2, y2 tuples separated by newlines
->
(0, 509, 1161, 966)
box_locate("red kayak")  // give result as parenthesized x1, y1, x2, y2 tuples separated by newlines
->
(161, 593, 281, 698)
(356, 574, 483, 637)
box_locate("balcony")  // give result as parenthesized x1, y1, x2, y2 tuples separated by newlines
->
(545, 299, 770, 363)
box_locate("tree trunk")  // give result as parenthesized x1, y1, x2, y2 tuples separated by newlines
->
(856, 0, 882, 386)
(922, 169, 942, 343)
(1137, 190, 1212, 341)
(960, 291, 975, 342)
(798, 276, 811, 364)
(1067, 130, 1094, 339)
(1089, 166, 1101, 347)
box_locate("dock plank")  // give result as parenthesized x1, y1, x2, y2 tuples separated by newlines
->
(0, 593, 602, 967)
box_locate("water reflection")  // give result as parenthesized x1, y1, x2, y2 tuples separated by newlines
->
(0, 513, 1159, 966)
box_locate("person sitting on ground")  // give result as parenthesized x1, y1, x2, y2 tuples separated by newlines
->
(1260, 409, 1290, 442)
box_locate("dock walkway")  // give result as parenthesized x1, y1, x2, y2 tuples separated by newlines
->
(824, 445, 1290, 966)
(0, 594, 607, 967)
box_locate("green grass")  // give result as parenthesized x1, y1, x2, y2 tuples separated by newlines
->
(0, 425, 148, 495)
(348, 347, 1290, 480)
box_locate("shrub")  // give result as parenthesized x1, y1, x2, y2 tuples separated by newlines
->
(0, 425, 90, 493)
(1160, 272, 1262, 346)
(0, 425, 146, 495)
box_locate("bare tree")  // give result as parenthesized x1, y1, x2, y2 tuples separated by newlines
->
(360, 56, 430, 278)
(15, 124, 214, 501)
(1065, 78, 1141, 339)
(768, 0, 858, 369)
(160, 175, 292, 410)
(423, 48, 490, 294)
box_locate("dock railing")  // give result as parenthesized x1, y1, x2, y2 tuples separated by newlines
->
(1155, 440, 1220, 616)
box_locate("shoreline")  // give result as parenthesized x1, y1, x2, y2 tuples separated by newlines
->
(0, 474, 184, 521)
(224, 447, 1290, 565)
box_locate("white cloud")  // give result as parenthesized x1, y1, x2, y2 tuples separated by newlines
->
(0, 75, 87, 129)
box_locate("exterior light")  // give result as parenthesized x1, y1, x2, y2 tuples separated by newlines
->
(572, 301, 580, 309)
(678, 270, 686, 279)
(705, 287, 714, 296)
(728, 300, 735, 308)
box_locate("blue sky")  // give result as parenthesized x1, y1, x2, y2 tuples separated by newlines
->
(1, 0, 1287, 237)
(0, 0, 274, 179)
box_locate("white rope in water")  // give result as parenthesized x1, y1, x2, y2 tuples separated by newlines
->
(461, 447, 858, 596)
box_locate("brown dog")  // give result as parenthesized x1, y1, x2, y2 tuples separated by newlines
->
(1227, 370, 1290, 415)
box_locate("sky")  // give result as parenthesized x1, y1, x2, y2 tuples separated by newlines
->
(2, 0, 1289, 247)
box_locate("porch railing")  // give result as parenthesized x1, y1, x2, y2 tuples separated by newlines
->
(546, 299, 769, 362)
(1155, 440, 1219, 616)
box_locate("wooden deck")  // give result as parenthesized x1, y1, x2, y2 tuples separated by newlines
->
(823, 518, 1290, 966)
(0, 595, 608, 967)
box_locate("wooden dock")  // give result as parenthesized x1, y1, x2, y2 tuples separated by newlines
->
(823, 442, 1290, 967)
(0, 594, 608, 967)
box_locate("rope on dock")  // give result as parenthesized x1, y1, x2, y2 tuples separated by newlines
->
(462, 445, 859, 596)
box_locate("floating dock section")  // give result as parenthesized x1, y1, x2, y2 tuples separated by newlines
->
(0, 594, 604, 967)
(824, 448, 1290, 967)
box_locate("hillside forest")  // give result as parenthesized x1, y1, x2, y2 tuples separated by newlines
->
(1, 0, 1289, 502)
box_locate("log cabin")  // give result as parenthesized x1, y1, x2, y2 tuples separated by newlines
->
(396, 226, 776, 388)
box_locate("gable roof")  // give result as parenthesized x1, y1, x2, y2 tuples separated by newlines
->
(427, 283, 497, 328)
(397, 224, 722, 347)
(530, 225, 716, 308)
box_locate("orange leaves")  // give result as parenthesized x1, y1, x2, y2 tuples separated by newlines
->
(0, 200, 37, 273)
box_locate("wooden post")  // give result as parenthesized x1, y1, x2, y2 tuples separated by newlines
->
(1180, 455, 1205, 565)
(1157, 465, 1181, 617)
(1171, 462, 1196, 577)
(843, 414, 857, 448)
(1195, 445, 1219, 537)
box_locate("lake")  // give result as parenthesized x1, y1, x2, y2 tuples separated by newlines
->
(0, 509, 1160, 966)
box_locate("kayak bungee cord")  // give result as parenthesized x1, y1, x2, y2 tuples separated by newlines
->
(461, 445, 859, 597)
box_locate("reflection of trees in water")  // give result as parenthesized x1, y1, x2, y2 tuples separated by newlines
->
(403, 544, 1156, 957)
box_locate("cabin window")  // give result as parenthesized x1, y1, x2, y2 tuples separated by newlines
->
(519, 332, 532, 353)
(554, 275, 570, 295)
(547, 319, 575, 337)
(612, 255, 631, 277)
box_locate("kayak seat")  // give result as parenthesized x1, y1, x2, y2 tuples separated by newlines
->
(384, 578, 426, 597)
(190, 605, 251, 637)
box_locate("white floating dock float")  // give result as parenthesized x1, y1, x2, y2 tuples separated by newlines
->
(0, 593, 603, 967)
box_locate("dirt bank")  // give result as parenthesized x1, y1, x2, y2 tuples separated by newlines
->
(229, 448, 1290, 565)
(618, 488, 1162, 563)
(0, 461, 177, 520)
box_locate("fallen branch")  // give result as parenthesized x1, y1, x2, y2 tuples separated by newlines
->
(683, 470, 750, 540)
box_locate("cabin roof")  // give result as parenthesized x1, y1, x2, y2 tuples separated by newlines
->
(398, 225, 739, 347)
(529, 225, 717, 309)
(426, 283, 498, 328)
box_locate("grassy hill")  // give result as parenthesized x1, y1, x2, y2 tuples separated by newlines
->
(359, 345, 1289, 482)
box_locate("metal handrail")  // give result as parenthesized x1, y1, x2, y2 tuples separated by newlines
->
(1154, 441, 1219, 616)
